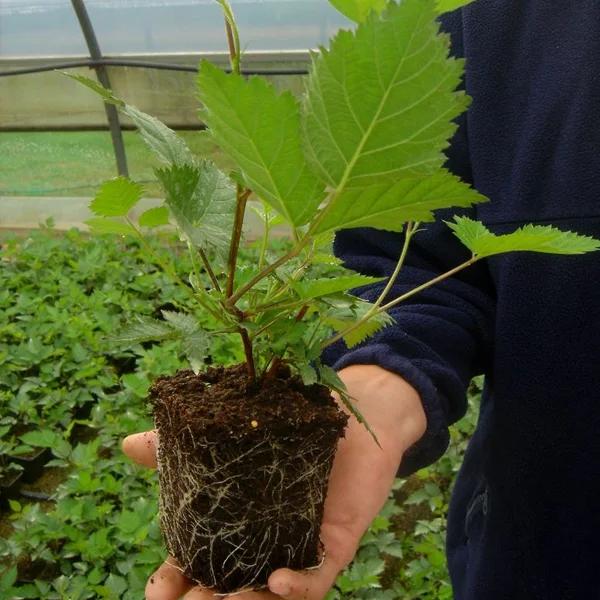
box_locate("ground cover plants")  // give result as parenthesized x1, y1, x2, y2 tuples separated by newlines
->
(63, 0, 600, 594)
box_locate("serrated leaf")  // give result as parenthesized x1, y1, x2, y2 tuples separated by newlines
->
(161, 310, 199, 335)
(155, 162, 235, 255)
(448, 216, 600, 257)
(162, 311, 209, 372)
(109, 316, 175, 345)
(293, 275, 385, 300)
(329, 0, 386, 22)
(298, 363, 318, 386)
(91, 177, 143, 217)
(436, 0, 476, 13)
(315, 171, 485, 234)
(326, 311, 394, 348)
(66, 73, 193, 166)
(303, 0, 467, 190)
(312, 252, 344, 266)
(138, 206, 170, 227)
(85, 218, 136, 236)
(318, 365, 380, 446)
(123, 105, 194, 166)
(198, 61, 325, 226)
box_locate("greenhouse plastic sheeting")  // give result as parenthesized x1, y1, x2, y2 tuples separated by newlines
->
(0, 0, 349, 57)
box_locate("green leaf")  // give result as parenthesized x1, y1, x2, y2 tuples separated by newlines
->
(318, 365, 380, 447)
(326, 311, 394, 348)
(303, 0, 467, 189)
(315, 171, 486, 234)
(293, 275, 385, 300)
(162, 311, 209, 373)
(123, 105, 194, 166)
(193, 130, 238, 174)
(161, 310, 199, 335)
(298, 363, 318, 386)
(64, 72, 124, 107)
(66, 73, 194, 166)
(90, 177, 143, 217)
(109, 316, 175, 345)
(85, 218, 136, 236)
(448, 216, 600, 257)
(155, 162, 235, 255)
(20, 429, 61, 448)
(329, 0, 386, 22)
(198, 61, 324, 226)
(0, 566, 17, 591)
(138, 206, 170, 228)
(104, 573, 128, 596)
(436, 0, 476, 14)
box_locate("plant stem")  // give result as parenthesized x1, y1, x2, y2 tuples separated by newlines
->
(239, 328, 256, 380)
(199, 248, 221, 292)
(186, 239, 204, 288)
(379, 256, 479, 312)
(319, 222, 416, 348)
(219, 0, 241, 75)
(254, 242, 314, 308)
(258, 205, 270, 270)
(126, 218, 226, 325)
(264, 356, 282, 382)
(295, 304, 309, 321)
(227, 236, 310, 306)
(321, 255, 480, 349)
(372, 221, 417, 310)
(228, 189, 337, 307)
(226, 186, 251, 298)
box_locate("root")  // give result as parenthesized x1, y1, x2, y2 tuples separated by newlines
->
(155, 411, 338, 594)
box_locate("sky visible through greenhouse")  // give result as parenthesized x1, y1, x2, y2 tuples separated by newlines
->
(0, 0, 349, 56)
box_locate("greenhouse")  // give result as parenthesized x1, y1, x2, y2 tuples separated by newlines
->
(1, 1, 599, 599)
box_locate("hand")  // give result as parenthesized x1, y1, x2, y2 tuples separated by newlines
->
(122, 364, 426, 600)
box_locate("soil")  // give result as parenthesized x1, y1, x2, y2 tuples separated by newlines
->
(151, 363, 348, 594)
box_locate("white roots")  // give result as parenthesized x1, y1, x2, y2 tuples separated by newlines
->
(155, 412, 338, 594)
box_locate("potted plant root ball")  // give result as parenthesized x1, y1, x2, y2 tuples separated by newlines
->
(151, 364, 347, 592)
(71, 0, 599, 593)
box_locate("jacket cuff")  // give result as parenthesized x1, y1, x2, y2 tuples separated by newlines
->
(326, 342, 450, 477)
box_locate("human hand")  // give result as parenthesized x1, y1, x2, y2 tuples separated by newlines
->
(122, 364, 426, 600)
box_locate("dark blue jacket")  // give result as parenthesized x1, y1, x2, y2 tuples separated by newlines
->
(324, 3, 600, 598)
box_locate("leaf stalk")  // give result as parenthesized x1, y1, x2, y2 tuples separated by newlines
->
(226, 186, 251, 297)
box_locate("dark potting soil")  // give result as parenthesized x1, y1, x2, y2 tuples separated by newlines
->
(150, 363, 348, 593)
(150, 362, 347, 440)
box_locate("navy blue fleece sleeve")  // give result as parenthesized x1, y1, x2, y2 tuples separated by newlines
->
(322, 11, 496, 476)
(322, 218, 495, 476)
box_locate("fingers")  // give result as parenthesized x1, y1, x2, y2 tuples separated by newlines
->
(182, 587, 216, 599)
(122, 430, 157, 468)
(182, 587, 279, 599)
(268, 530, 351, 600)
(267, 564, 337, 600)
(145, 557, 194, 600)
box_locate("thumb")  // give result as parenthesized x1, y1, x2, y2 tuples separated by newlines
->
(267, 562, 339, 600)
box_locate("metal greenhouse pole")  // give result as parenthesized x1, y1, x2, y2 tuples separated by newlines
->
(70, 0, 129, 177)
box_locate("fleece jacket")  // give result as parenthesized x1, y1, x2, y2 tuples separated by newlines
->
(323, 3, 600, 599)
